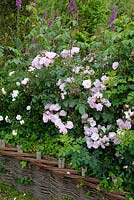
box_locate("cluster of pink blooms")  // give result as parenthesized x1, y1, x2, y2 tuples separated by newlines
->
(81, 114, 119, 149)
(32, 47, 80, 69)
(87, 76, 111, 111)
(116, 119, 131, 129)
(72, 65, 95, 75)
(56, 77, 75, 99)
(60, 47, 80, 58)
(32, 51, 57, 69)
(43, 103, 73, 134)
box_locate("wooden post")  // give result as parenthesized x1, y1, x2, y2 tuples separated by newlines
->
(17, 145, 23, 153)
(0, 139, 5, 147)
(58, 157, 65, 168)
(36, 151, 42, 160)
(81, 166, 87, 177)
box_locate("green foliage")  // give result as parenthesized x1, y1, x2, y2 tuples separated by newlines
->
(71, 147, 90, 168)
(0, 0, 134, 195)
(0, 167, 8, 174)
(125, 194, 134, 200)
(20, 161, 28, 169)
(0, 181, 37, 200)
(16, 176, 32, 186)
(100, 175, 124, 192)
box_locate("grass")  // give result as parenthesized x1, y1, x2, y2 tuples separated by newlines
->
(0, 181, 74, 200)
(0, 181, 38, 200)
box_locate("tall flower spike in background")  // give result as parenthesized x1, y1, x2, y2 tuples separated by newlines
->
(108, 6, 118, 32)
(68, 0, 75, 11)
(43, 10, 47, 22)
(68, 0, 78, 21)
(48, 15, 54, 28)
(16, 0, 22, 9)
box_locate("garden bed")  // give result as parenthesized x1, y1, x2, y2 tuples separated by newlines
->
(0, 145, 128, 200)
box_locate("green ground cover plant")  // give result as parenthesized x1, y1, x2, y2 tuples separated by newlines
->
(0, 181, 37, 200)
(0, 0, 134, 196)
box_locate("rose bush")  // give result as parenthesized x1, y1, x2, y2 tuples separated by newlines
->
(0, 0, 134, 195)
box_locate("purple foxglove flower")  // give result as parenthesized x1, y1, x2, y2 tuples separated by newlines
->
(108, 7, 118, 32)
(48, 16, 54, 27)
(43, 10, 46, 22)
(74, 9, 78, 21)
(110, 24, 115, 32)
(16, 0, 22, 9)
(108, 7, 118, 25)
(68, 0, 75, 11)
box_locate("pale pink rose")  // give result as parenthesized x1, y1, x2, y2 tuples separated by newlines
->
(91, 87, 99, 93)
(65, 121, 73, 129)
(53, 118, 68, 134)
(105, 142, 110, 147)
(87, 117, 96, 127)
(49, 104, 61, 111)
(102, 99, 111, 107)
(71, 47, 80, 54)
(61, 93, 65, 100)
(94, 92, 103, 99)
(87, 96, 96, 103)
(108, 132, 116, 139)
(59, 83, 66, 91)
(60, 50, 71, 58)
(93, 79, 101, 88)
(59, 110, 67, 117)
(45, 51, 57, 59)
(112, 62, 119, 70)
(85, 137, 93, 149)
(81, 113, 88, 119)
(56, 79, 62, 86)
(65, 77, 74, 83)
(59, 125, 68, 134)
(21, 78, 29, 85)
(93, 141, 100, 149)
(72, 66, 83, 74)
(82, 79, 92, 89)
(51, 114, 60, 123)
(39, 57, 53, 67)
(100, 83, 106, 91)
(113, 139, 121, 145)
(102, 135, 109, 143)
(43, 113, 49, 123)
(101, 75, 109, 82)
(88, 97, 96, 109)
(100, 142, 106, 149)
(32, 55, 43, 69)
(91, 132, 99, 141)
(124, 120, 131, 129)
(95, 103, 103, 111)
(88, 127, 98, 135)
(84, 126, 92, 136)
(116, 119, 124, 129)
